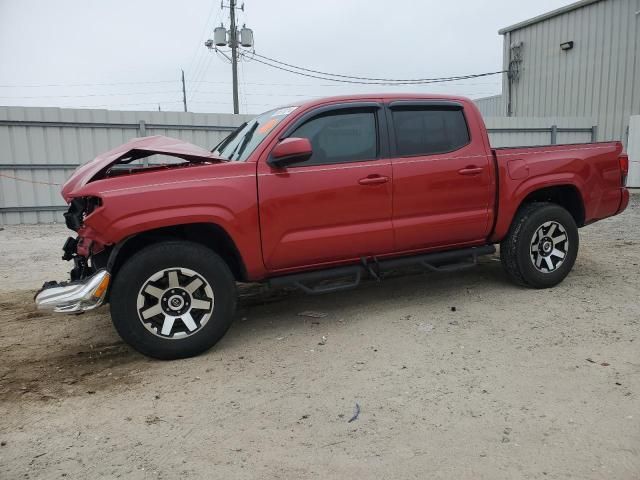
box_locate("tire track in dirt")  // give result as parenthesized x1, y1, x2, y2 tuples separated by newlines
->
(0, 290, 146, 404)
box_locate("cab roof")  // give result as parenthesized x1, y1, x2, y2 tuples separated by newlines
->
(283, 93, 473, 111)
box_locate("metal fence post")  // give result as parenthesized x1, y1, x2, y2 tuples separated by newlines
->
(591, 125, 598, 143)
(138, 120, 148, 166)
(550, 125, 558, 145)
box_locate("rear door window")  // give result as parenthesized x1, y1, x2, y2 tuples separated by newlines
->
(391, 108, 470, 156)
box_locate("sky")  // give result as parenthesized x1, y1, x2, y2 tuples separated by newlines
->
(0, 0, 575, 115)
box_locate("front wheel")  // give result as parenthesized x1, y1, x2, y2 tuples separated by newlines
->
(500, 202, 579, 288)
(110, 241, 237, 359)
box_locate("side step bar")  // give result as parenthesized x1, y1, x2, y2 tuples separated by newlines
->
(269, 245, 496, 294)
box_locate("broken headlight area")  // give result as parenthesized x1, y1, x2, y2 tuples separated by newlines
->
(61, 237, 92, 280)
(61, 234, 110, 280)
(62, 236, 78, 261)
(64, 196, 102, 231)
(62, 237, 111, 282)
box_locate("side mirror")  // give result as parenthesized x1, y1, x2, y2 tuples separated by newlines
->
(268, 137, 313, 168)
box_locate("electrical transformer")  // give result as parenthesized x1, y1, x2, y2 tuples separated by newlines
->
(240, 28, 254, 47)
(214, 26, 227, 47)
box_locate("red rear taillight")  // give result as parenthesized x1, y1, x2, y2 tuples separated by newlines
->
(619, 153, 628, 186)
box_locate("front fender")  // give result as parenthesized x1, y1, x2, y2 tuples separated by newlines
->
(104, 205, 239, 243)
(70, 162, 266, 279)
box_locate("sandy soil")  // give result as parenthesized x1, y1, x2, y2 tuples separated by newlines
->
(1, 196, 639, 479)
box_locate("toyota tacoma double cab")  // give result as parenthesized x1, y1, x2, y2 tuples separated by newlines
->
(35, 94, 630, 359)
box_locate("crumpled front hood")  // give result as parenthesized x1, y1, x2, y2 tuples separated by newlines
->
(62, 135, 224, 201)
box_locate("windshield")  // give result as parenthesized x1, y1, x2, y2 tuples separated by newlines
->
(214, 106, 298, 161)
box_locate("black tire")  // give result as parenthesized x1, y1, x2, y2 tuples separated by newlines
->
(110, 241, 237, 359)
(500, 202, 579, 289)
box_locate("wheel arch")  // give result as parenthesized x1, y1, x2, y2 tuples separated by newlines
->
(491, 182, 586, 243)
(517, 184, 585, 227)
(105, 222, 248, 283)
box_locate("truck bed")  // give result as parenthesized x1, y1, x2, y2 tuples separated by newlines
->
(489, 141, 627, 242)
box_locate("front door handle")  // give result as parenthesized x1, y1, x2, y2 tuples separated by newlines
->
(458, 165, 483, 175)
(358, 175, 389, 185)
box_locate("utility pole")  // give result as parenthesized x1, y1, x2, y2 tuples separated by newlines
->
(181, 69, 188, 112)
(229, 0, 239, 114)
(205, 2, 252, 114)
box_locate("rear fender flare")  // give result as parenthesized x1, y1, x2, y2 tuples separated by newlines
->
(491, 174, 587, 242)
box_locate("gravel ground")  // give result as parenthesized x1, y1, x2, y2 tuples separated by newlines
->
(0, 195, 639, 479)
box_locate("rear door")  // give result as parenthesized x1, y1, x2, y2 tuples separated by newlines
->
(257, 102, 394, 272)
(387, 100, 493, 252)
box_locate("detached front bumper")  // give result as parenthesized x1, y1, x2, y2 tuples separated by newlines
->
(34, 269, 111, 313)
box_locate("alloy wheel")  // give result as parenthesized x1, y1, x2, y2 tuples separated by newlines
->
(529, 221, 569, 273)
(136, 268, 214, 339)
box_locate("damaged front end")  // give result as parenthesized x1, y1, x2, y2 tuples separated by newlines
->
(35, 135, 225, 314)
(35, 196, 111, 313)
(62, 196, 105, 278)
(35, 270, 110, 313)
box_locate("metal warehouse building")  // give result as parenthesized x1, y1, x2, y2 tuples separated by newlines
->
(476, 0, 640, 145)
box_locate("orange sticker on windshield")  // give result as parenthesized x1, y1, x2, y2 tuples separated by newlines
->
(258, 118, 279, 134)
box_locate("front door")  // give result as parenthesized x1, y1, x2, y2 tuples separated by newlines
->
(257, 103, 393, 272)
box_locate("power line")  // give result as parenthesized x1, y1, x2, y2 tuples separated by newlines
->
(0, 90, 180, 99)
(195, 79, 500, 87)
(239, 55, 249, 113)
(202, 0, 255, 113)
(193, 88, 502, 98)
(188, 51, 213, 99)
(0, 80, 177, 88)
(48, 100, 184, 109)
(186, 2, 225, 100)
(240, 52, 506, 85)
(0, 77, 500, 91)
(186, 0, 219, 76)
(246, 50, 508, 84)
(188, 52, 215, 103)
(190, 99, 285, 107)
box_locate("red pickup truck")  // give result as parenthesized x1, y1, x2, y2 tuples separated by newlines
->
(35, 94, 630, 359)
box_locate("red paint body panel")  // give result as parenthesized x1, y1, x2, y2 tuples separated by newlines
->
(62, 135, 224, 200)
(388, 99, 494, 251)
(270, 137, 312, 160)
(59, 94, 629, 282)
(257, 160, 394, 272)
(490, 141, 624, 242)
(68, 161, 266, 279)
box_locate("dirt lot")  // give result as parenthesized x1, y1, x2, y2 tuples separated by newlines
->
(1, 195, 639, 479)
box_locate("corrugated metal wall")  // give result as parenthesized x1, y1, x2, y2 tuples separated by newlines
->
(504, 0, 640, 144)
(475, 95, 505, 117)
(628, 115, 640, 187)
(0, 106, 253, 225)
(0, 107, 603, 225)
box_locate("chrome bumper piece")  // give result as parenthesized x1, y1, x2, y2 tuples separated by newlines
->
(34, 269, 111, 313)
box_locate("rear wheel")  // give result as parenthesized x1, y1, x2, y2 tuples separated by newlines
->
(500, 202, 579, 288)
(110, 241, 237, 359)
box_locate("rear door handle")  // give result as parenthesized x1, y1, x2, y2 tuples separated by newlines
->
(358, 175, 389, 185)
(458, 166, 483, 175)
